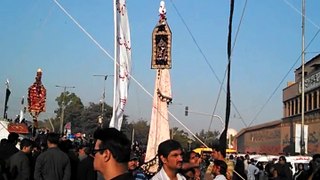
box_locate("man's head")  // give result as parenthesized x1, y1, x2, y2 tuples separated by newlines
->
(78, 144, 90, 157)
(20, 138, 33, 154)
(278, 155, 287, 165)
(245, 154, 250, 160)
(211, 142, 224, 160)
(93, 128, 131, 173)
(8, 132, 19, 145)
(157, 139, 183, 171)
(311, 154, 320, 172)
(128, 152, 139, 171)
(184, 150, 200, 164)
(250, 158, 255, 164)
(213, 159, 227, 176)
(46, 133, 60, 147)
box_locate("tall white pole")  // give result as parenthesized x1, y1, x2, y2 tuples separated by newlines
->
(300, 0, 306, 155)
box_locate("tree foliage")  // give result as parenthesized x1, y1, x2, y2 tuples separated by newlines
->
(39, 92, 222, 151)
(193, 129, 220, 148)
(54, 91, 84, 133)
(171, 127, 192, 150)
(130, 120, 150, 147)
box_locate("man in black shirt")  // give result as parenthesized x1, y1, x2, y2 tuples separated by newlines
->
(93, 128, 134, 180)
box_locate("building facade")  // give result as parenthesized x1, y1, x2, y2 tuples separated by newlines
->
(236, 54, 320, 155)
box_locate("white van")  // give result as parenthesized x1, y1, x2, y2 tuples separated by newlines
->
(285, 156, 311, 173)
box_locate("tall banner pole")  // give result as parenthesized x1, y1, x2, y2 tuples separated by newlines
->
(3, 80, 11, 119)
(28, 69, 46, 137)
(143, 1, 173, 175)
(110, 0, 132, 130)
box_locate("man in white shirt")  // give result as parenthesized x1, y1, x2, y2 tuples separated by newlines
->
(151, 139, 186, 180)
(247, 159, 259, 180)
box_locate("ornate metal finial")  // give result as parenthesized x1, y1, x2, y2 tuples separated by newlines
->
(5, 79, 9, 89)
(151, 1, 172, 69)
(159, 1, 166, 21)
(28, 69, 47, 131)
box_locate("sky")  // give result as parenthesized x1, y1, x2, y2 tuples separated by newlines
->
(1, 0, 320, 135)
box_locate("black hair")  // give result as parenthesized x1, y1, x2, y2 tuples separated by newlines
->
(157, 139, 182, 159)
(214, 159, 227, 176)
(210, 141, 224, 154)
(313, 154, 320, 160)
(47, 133, 60, 145)
(93, 128, 131, 163)
(183, 150, 199, 162)
(279, 155, 286, 162)
(20, 138, 33, 150)
(8, 132, 19, 143)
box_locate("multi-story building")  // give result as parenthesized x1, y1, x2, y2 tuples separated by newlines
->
(236, 54, 320, 155)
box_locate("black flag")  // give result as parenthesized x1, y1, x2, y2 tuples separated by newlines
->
(4, 87, 11, 119)
(219, 0, 234, 158)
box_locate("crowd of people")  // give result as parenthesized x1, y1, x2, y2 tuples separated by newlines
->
(0, 129, 320, 180)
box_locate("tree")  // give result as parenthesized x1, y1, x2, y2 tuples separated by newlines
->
(171, 127, 191, 150)
(54, 91, 84, 133)
(194, 129, 220, 148)
(129, 120, 150, 146)
(40, 117, 59, 132)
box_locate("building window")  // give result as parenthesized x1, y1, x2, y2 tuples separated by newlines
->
(295, 98, 298, 115)
(314, 91, 318, 109)
(308, 93, 312, 111)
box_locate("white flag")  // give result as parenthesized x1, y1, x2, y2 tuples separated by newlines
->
(110, 0, 131, 130)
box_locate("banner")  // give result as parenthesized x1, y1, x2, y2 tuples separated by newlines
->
(295, 124, 308, 153)
(3, 80, 11, 119)
(110, 0, 131, 130)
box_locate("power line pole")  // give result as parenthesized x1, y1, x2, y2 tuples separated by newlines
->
(93, 74, 113, 127)
(55, 85, 75, 134)
(300, 0, 306, 155)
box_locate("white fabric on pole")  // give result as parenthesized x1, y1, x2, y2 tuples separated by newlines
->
(19, 97, 24, 123)
(145, 69, 171, 172)
(110, 0, 131, 130)
(295, 124, 308, 153)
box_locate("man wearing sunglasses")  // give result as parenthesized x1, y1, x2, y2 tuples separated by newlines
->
(93, 128, 134, 180)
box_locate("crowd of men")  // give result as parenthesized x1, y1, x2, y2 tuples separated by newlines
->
(0, 129, 320, 180)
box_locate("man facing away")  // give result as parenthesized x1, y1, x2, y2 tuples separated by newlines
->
(34, 133, 71, 180)
(151, 139, 186, 180)
(93, 128, 134, 180)
(8, 138, 34, 180)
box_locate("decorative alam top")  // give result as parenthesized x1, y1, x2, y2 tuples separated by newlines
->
(159, 1, 166, 20)
(28, 69, 46, 115)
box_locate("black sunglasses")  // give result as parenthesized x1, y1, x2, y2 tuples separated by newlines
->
(92, 148, 108, 155)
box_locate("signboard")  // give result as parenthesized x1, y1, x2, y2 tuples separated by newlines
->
(295, 124, 308, 153)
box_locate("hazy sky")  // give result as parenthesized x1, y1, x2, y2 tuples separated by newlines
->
(1, 0, 320, 134)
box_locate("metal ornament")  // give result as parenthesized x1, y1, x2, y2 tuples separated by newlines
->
(28, 69, 46, 130)
(151, 1, 172, 69)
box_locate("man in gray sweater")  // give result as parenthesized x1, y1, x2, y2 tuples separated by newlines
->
(34, 133, 71, 180)
(9, 138, 33, 180)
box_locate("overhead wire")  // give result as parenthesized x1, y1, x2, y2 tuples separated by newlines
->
(248, 0, 320, 126)
(169, 0, 249, 129)
(52, 0, 208, 147)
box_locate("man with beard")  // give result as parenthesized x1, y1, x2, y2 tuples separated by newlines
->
(151, 139, 186, 180)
